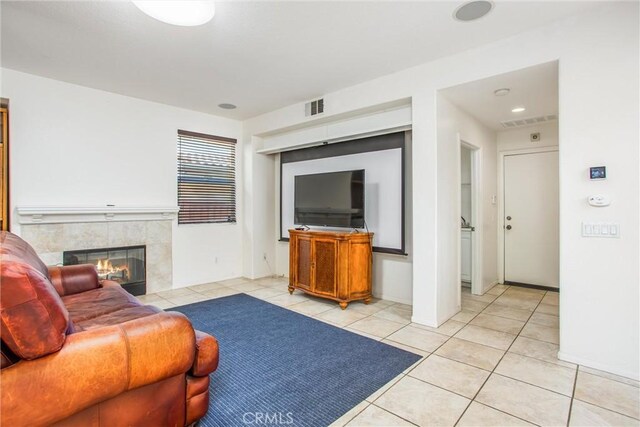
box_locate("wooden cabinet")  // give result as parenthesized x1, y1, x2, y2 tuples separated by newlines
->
(288, 229, 373, 309)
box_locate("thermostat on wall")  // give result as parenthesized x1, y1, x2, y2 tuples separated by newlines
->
(588, 195, 611, 207)
(590, 166, 606, 180)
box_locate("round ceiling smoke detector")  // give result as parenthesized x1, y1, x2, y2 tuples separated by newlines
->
(454, 1, 494, 22)
(133, 1, 215, 27)
(494, 88, 510, 97)
(218, 103, 237, 110)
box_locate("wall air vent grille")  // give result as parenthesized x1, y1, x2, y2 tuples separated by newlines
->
(305, 98, 324, 117)
(501, 114, 557, 129)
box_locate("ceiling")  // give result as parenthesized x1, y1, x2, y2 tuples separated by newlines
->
(441, 61, 558, 131)
(1, 1, 596, 120)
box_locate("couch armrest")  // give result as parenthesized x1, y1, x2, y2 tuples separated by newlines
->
(191, 330, 219, 377)
(1, 311, 196, 426)
(48, 264, 100, 296)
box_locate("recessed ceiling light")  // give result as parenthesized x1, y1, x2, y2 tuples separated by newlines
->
(218, 103, 237, 110)
(454, 1, 494, 22)
(511, 107, 526, 113)
(494, 88, 510, 97)
(133, 1, 215, 27)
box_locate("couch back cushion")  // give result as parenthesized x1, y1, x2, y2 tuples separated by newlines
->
(0, 232, 50, 279)
(1, 232, 70, 360)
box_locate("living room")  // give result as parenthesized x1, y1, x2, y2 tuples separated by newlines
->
(1, 1, 638, 426)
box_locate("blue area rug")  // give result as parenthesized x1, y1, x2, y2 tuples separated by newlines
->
(172, 294, 420, 427)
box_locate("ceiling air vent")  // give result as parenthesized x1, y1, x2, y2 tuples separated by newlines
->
(501, 114, 557, 129)
(305, 98, 324, 117)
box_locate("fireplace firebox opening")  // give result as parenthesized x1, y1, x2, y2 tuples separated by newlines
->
(63, 245, 146, 296)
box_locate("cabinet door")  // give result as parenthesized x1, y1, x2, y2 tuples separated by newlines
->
(295, 236, 313, 290)
(312, 238, 338, 297)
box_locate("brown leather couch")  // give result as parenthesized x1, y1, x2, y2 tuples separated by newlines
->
(0, 231, 219, 426)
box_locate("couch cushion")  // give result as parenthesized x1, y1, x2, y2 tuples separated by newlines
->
(0, 231, 50, 279)
(0, 261, 70, 360)
(62, 286, 142, 323)
(74, 305, 162, 332)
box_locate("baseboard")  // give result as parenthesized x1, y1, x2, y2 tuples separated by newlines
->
(410, 315, 438, 328)
(372, 292, 412, 306)
(505, 281, 559, 293)
(557, 351, 640, 381)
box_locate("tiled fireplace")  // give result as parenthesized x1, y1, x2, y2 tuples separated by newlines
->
(16, 206, 178, 294)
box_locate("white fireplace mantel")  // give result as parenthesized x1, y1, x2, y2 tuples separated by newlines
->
(16, 205, 180, 224)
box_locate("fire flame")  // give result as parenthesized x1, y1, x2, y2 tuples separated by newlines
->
(95, 259, 129, 278)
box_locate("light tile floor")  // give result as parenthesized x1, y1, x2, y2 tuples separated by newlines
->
(139, 279, 640, 427)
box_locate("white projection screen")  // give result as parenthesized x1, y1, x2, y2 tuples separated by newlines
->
(280, 132, 405, 254)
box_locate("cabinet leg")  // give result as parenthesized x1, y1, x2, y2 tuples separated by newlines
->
(288, 285, 294, 295)
(363, 297, 372, 305)
(339, 301, 348, 310)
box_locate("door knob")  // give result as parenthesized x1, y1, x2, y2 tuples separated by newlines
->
(506, 216, 512, 221)
(506, 225, 512, 230)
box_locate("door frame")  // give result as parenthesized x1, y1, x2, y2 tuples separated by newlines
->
(498, 146, 559, 284)
(458, 137, 483, 296)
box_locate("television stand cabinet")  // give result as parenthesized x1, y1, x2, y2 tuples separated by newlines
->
(288, 229, 373, 309)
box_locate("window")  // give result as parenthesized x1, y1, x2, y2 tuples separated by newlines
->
(177, 130, 237, 224)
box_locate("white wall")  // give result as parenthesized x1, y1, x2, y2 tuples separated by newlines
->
(1, 69, 244, 288)
(243, 3, 639, 378)
(460, 146, 472, 224)
(437, 95, 498, 319)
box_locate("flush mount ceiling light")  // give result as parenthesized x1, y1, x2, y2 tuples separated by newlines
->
(511, 107, 526, 113)
(494, 88, 510, 97)
(454, 1, 494, 22)
(133, 1, 215, 27)
(218, 103, 237, 110)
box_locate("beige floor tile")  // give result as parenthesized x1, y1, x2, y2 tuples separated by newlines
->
(347, 301, 388, 316)
(503, 287, 546, 296)
(411, 319, 466, 336)
(200, 287, 241, 299)
(288, 299, 336, 316)
(409, 355, 490, 398)
(541, 292, 559, 306)
(156, 287, 198, 299)
(455, 325, 516, 350)
(136, 293, 166, 304)
(329, 401, 370, 427)
(485, 284, 510, 296)
(265, 292, 309, 307)
(457, 402, 534, 426)
(344, 327, 384, 341)
(217, 277, 251, 286)
(462, 293, 498, 304)
(366, 373, 406, 402)
(579, 366, 640, 388)
(482, 303, 533, 321)
(386, 325, 449, 352)
(476, 374, 571, 426)
(435, 337, 505, 371)
(508, 336, 575, 368)
(495, 353, 576, 396)
(346, 404, 415, 426)
(493, 294, 541, 311)
(349, 316, 406, 338)
(373, 305, 412, 324)
(187, 282, 226, 293)
(227, 282, 265, 292)
(165, 293, 210, 306)
(528, 312, 559, 328)
(247, 287, 288, 300)
(150, 298, 176, 309)
(520, 322, 559, 344)
(375, 376, 470, 427)
(450, 310, 478, 323)
(316, 308, 369, 327)
(469, 313, 525, 334)
(574, 371, 640, 419)
(380, 339, 430, 358)
(255, 276, 286, 286)
(535, 303, 559, 316)
(569, 399, 640, 426)
(462, 299, 490, 313)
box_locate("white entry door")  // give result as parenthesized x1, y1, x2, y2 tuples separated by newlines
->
(504, 151, 559, 288)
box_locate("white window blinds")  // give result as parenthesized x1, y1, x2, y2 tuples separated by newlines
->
(177, 130, 237, 224)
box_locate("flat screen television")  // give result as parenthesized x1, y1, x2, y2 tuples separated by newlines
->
(294, 169, 365, 228)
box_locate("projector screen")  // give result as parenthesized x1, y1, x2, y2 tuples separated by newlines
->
(280, 132, 405, 254)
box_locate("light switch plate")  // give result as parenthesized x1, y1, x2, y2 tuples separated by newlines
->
(582, 222, 620, 238)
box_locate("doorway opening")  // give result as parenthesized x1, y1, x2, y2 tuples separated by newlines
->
(460, 141, 482, 296)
